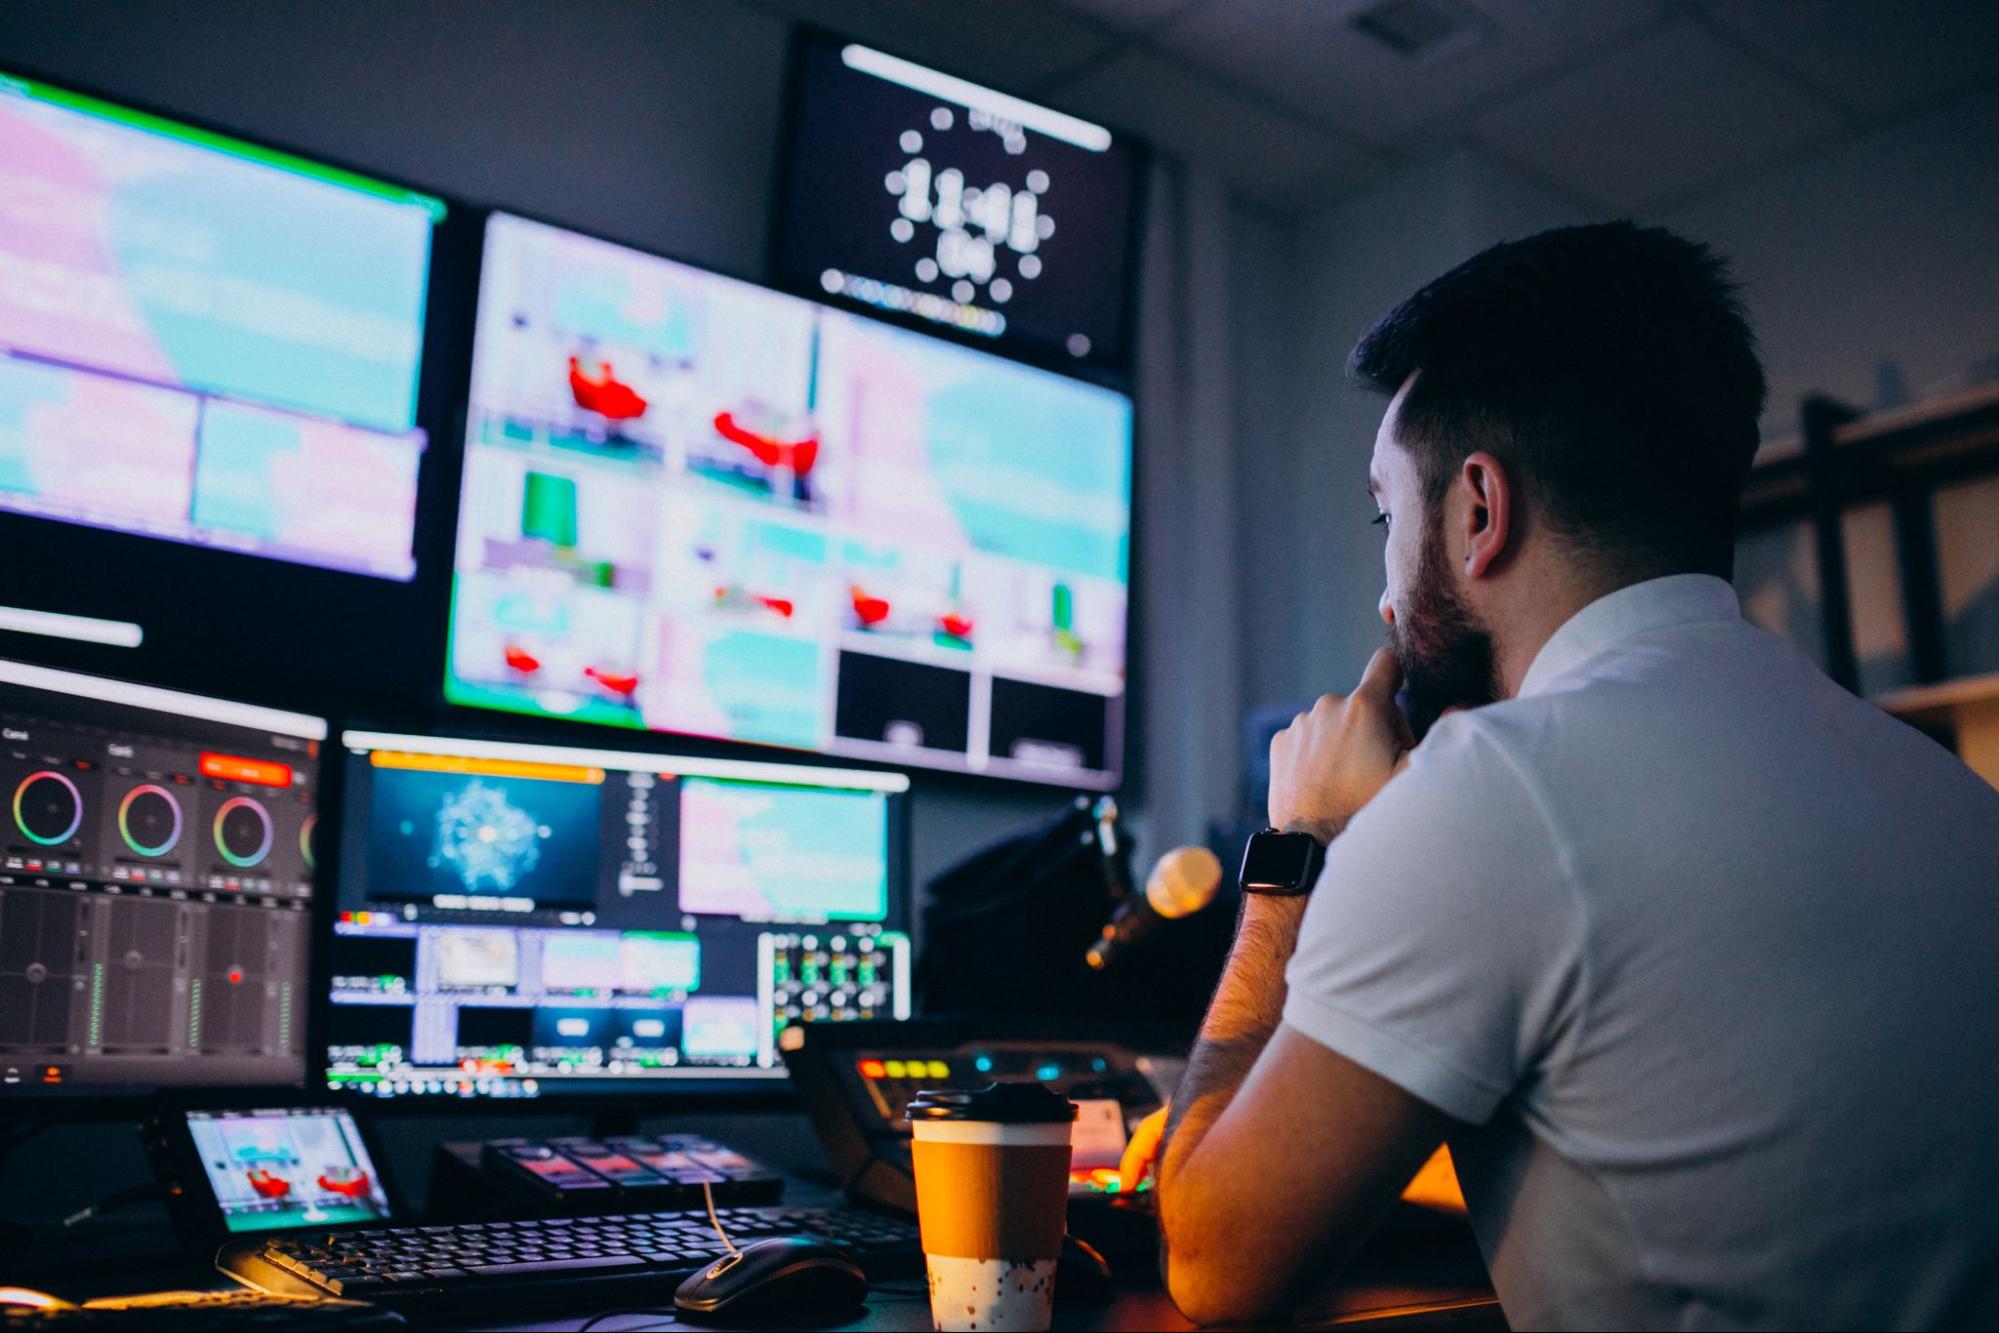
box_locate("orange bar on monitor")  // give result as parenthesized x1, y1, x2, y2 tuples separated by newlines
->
(200, 752, 294, 787)
(369, 751, 604, 784)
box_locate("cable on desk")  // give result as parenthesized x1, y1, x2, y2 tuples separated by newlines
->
(62, 1183, 162, 1230)
(698, 1180, 740, 1260)
(577, 1308, 676, 1332)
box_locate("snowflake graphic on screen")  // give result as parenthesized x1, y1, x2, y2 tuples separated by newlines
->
(429, 780, 548, 892)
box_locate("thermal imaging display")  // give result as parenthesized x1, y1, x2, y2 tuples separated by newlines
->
(188, 1107, 392, 1233)
(0, 660, 323, 1100)
(327, 731, 911, 1099)
(447, 213, 1131, 788)
(774, 34, 1143, 373)
(0, 70, 440, 579)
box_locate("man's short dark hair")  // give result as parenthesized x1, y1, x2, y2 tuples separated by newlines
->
(1349, 221, 1766, 580)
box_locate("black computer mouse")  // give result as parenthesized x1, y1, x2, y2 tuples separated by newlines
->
(673, 1236, 868, 1323)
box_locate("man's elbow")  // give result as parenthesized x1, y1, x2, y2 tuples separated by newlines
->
(1164, 1247, 1284, 1328)
(1161, 1189, 1291, 1329)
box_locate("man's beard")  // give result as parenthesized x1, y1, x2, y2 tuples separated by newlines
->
(1387, 514, 1499, 740)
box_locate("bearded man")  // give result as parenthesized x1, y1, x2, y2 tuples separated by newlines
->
(1151, 223, 1999, 1330)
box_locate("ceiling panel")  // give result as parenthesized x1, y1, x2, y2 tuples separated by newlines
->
(1048, 0, 1209, 34)
(1056, 47, 1384, 207)
(1470, 20, 1845, 211)
(752, 0, 1128, 94)
(1149, 0, 1670, 149)
(1699, 0, 1999, 120)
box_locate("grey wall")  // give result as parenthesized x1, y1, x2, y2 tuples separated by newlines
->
(1242, 149, 1583, 704)
(1663, 88, 1999, 442)
(1234, 92, 1999, 714)
(1, 0, 786, 279)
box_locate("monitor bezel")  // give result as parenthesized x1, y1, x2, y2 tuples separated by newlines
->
(0, 659, 332, 1123)
(767, 23, 1152, 388)
(442, 204, 1136, 792)
(316, 726, 914, 1114)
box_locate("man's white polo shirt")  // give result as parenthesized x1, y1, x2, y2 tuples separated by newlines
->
(1284, 574, 1999, 1329)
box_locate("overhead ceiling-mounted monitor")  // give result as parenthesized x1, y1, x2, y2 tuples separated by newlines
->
(772, 30, 1144, 379)
(0, 69, 443, 580)
(0, 69, 462, 717)
(445, 212, 1131, 789)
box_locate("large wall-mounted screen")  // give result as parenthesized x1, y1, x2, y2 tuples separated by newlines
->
(773, 33, 1142, 376)
(445, 212, 1130, 788)
(0, 70, 442, 580)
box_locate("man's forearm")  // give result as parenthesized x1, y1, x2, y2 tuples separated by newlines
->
(1158, 894, 1309, 1189)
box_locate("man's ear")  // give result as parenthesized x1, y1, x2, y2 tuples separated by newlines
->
(1457, 451, 1513, 580)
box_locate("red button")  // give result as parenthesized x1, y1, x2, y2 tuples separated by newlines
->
(200, 753, 293, 787)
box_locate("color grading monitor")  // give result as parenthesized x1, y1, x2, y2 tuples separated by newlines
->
(326, 730, 911, 1101)
(446, 212, 1132, 789)
(774, 30, 1144, 377)
(0, 68, 463, 718)
(0, 659, 324, 1106)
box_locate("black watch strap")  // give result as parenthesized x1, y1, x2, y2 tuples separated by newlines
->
(1238, 828, 1325, 896)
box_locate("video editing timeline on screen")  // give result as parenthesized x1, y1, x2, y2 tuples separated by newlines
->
(774, 35, 1141, 375)
(0, 660, 322, 1096)
(326, 732, 911, 1099)
(445, 211, 1131, 790)
(0, 71, 442, 582)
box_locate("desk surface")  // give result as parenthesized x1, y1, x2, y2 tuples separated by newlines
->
(3, 1108, 1502, 1331)
(470, 1287, 1504, 1332)
(433, 1217, 1502, 1332)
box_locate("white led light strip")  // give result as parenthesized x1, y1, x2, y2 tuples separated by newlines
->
(841, 44, 1113, 152)
(0, 606, 143, 648)
(0, 658, 327, 740)
(341, 729, 911, 793)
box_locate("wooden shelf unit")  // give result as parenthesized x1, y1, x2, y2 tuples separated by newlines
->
(1740, 384, 1999, 786)
(1873, 672, 1999, 789)
(1740, 382, 1999, 698)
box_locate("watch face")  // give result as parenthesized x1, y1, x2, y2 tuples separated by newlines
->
(1239, 832, 1318, 894)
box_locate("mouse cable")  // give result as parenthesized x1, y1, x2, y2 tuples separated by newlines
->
(62, 1182, 162, 1230)
(699, 1178, 741, 1260)
(576, 1306, 676, 1332)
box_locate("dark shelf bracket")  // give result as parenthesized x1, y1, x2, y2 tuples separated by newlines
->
(1801, 395, 1862, 692)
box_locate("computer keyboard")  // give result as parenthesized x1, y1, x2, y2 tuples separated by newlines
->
(221, 1203, 921, 1313)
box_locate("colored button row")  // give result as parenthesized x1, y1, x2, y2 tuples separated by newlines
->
(856, 1058, 951, 1080)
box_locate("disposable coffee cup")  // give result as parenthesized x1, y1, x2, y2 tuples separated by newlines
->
(907, 1082, 1077, 1333)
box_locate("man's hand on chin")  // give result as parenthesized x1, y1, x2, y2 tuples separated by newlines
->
(1268, 646, 1415, 845)
(1157, 645, 1453, 1326)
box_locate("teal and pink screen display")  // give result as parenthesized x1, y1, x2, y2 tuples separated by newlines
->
(189, 1107, 393, 1233)
(0, 73, 440, 579)
(448, 213, 1132, 786)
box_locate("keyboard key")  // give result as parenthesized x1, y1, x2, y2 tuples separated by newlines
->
(465, 1256, 649, 1278)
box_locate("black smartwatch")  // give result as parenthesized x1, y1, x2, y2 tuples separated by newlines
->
(1238, 828, 1326, 897)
